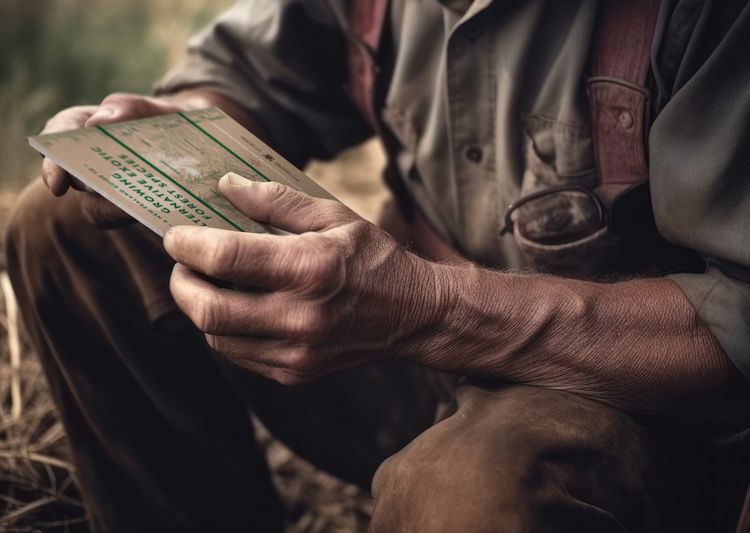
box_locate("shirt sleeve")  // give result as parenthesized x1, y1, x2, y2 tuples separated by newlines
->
(649, 4, 750, 380)
(154, 0, 371, 167)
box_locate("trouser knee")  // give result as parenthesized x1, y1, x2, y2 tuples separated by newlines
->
(6, 178, 173, 314)
(5, 178, 178, 378)
(370, 382, 662, 533)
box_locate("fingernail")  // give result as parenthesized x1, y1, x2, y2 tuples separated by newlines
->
(223, 172, 253, 187)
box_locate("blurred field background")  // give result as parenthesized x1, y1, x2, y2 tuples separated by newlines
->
(1, 0, 385, 530)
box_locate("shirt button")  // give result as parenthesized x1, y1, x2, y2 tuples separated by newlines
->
(618, 110, 635, 130)
(463, 22, 482, 39)
(465, 146, 483, 163)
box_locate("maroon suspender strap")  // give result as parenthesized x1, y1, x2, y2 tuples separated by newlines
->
(347, 0, 418, 217)
(347, 0, 390, 130)
(588, 0, 660, 209)
(347, 0, 660, 231)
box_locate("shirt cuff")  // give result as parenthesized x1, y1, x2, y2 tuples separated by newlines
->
(669, 266, 750, 381)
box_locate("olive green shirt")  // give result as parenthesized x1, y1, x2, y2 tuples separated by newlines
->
(157, 0, 750, 381)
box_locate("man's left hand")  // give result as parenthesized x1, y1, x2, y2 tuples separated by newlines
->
(163, 173, 449, 385)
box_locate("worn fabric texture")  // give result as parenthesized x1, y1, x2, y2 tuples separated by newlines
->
(7, 177, 748, 533)
(156, 0, 750, 381)
(7, 0, 750, 531)
(6, 180, 750, 531)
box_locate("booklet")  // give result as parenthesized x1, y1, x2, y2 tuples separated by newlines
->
(28, 107, 334, 236)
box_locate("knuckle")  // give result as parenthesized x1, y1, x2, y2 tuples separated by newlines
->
(327, 201, 355, 223)
(289, 310, 320, 339)
(293, 241, 344, 296)
(268, 183, 309, 213)
(350, 218, 373, 235)
(286, 346, 318, 374)
(346, 219, 375, 246)
(192, 291, 223, 333)
(266, 181, 289, 199)
(205, 237, 240, 278)
(288, 306, 331, 340)
(312, 245, 341, 281)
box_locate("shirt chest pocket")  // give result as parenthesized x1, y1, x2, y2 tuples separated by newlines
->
(513, 113, 619, 277)
(520, 112, 595, 194)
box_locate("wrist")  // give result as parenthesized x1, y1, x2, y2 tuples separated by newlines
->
(410, 263, 519, 375)
(387, 253, 450, 361)
(403, 257, 486, 367)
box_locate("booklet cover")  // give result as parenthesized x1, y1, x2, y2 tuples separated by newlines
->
(28, 107, 334, 236)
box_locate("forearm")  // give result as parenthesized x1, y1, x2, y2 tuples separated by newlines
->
(421, 265, 750, 430)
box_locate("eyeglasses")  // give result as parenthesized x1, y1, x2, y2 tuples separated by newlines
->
(500, 185, 606, 245)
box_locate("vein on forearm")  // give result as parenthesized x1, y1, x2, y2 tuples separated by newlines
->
(423, 266, 750, 429)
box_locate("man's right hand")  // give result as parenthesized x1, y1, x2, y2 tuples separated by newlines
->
(40, 93, 189, 228)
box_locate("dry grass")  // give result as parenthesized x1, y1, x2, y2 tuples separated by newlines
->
(0, 141, 386, 531)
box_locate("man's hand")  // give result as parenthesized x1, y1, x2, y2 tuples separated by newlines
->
(39, 89, 259, 228)
(40, 93, 190, 227)
(163, 173, 449, 385)
(162, 177, 748, 430)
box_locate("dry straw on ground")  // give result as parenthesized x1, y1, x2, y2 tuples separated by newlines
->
(0, 141, 385, 531)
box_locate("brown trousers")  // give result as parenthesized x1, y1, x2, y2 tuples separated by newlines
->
(5, 179, 747, 532)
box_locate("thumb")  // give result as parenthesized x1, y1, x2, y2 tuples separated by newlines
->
(84, 93, 177, 127)
(219, 172, 354, 233)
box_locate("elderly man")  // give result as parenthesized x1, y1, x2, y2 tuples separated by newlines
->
(6, 0, 750, 531)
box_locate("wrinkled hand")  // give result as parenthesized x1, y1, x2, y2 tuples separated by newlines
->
(163, 173, 450, 385)
(40, 93, 186, 227)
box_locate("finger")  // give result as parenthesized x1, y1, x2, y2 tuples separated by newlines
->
(218, 173, 356, 233)
(41, 105, 99, 195)
(169, 263, 327, 338)
(207, 333, 358, 385)
(84, 93, 180, 127)
(43, 159, 94, 196)
(218, 353, 313, 386)
(164, 226, 344, 295)
(69, 177, 95, 193)
(207, 337, 311, 386)
(80, 193, 134, 229)
(205, 334, 318, 386)
(220, 355, 300, 385)
(41, 105, 98, 135)
(39, 95, 178, 198)
(42, 158, 70, 196)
